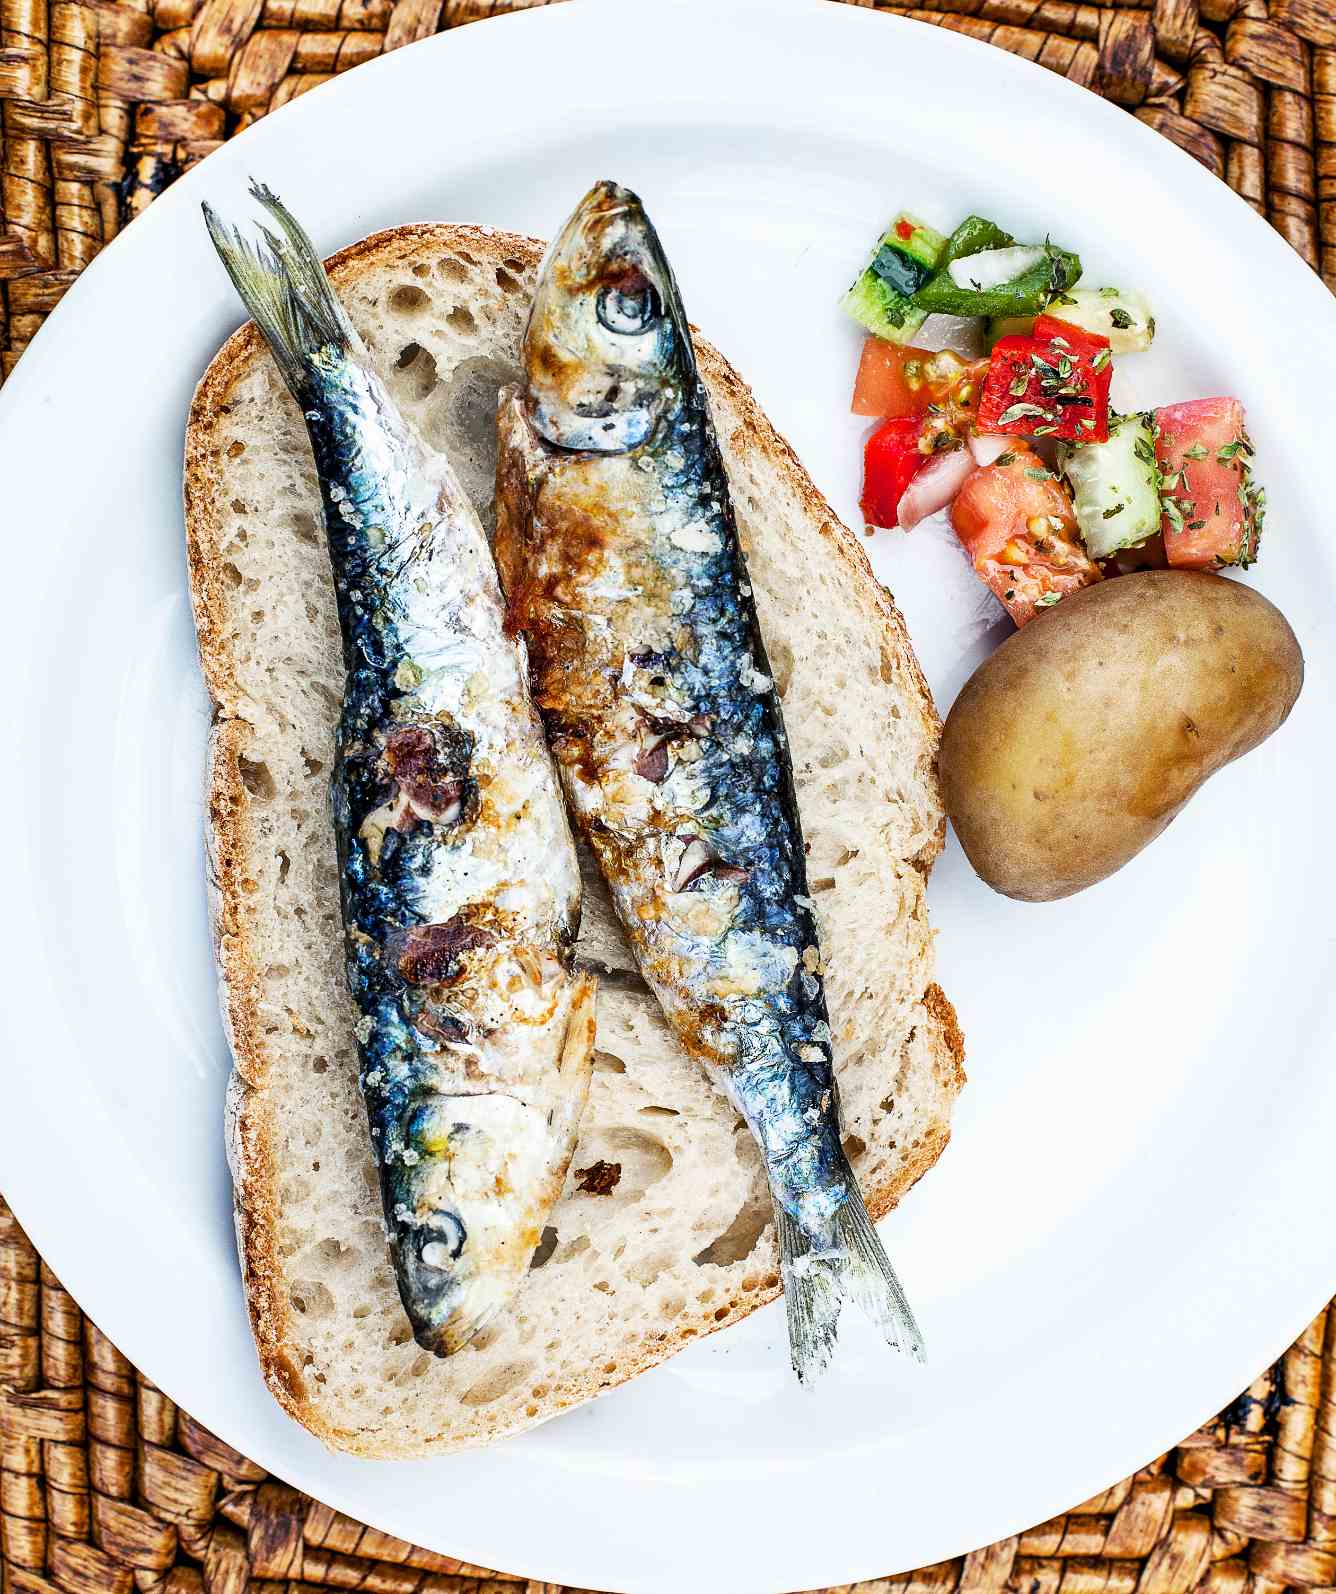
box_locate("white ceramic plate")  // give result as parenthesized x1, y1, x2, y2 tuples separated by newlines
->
(3, 1, 1335, 1588)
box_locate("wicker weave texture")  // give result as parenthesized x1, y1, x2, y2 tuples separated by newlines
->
(0, 0, 1333, 381)
(4, 1197, 1336, 1593)
(3, 0, 1336, 1589)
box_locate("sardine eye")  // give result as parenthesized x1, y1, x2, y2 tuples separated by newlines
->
(420, 1210, 465, 1267)
(597, 268, 661, 336)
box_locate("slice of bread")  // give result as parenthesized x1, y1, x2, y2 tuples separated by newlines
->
(185, 223, 965, 1457)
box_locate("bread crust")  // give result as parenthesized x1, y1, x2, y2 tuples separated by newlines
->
(185, 224, 963, 1455)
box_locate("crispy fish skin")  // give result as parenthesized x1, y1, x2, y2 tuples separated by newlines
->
(204, 186, 593, 1358)
(495, 180, 923, 1380)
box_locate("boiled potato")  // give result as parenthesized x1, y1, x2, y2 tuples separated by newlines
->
(940, 570, 1303, 901)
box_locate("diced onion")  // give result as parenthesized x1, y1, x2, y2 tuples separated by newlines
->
(916, 314, 989, 359)
(948, 245, 1046, 292)
(969, 433, 1013, 467)
(898, 448, 976, 530)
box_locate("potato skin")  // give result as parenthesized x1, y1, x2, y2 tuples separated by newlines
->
(940, 570, 1304, 901)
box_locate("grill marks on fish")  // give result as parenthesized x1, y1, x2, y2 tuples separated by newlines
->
(203, 184, 593, 1362)
(384, 916, 498, 987)
(671, 836, 748, 892)
(633, 709, 707, 784)
(348, 716, 475, 869)
(383, 721, 473, 823)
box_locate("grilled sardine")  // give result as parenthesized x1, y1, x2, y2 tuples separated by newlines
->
(494, 181, 923, 1380)
(205, 185, 594, 1358)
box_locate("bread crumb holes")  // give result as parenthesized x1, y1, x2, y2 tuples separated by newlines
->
(389, 284, 429, 315)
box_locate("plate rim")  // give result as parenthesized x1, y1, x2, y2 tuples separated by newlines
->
(3, 2, 1336, 1590)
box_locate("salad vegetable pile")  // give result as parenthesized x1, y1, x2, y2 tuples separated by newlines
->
(844, 210, 1265, 627)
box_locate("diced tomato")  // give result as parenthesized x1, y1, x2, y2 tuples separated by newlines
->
(861, 416, 929, 528)
(1154, 398, 1262, 569)
(976, 314, 1112, 444)
(1033, 314, 1109, 357)
(852, 341, 928, 418)
(919, 366, 989, 454)
(851, 340, 987, 420)
(950, 445, 1102, 626)
(856, 349, 991, 527)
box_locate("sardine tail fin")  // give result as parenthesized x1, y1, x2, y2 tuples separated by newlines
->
(833, 1174, 926, 1365)
(775, 1200, 843, 1385)
(775, 1172, 925, 1383)
(202, 181, 353, 396)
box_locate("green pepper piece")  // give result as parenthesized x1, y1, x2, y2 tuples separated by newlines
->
(913, 239, 1082, 318)
(936, 215, 1015, 267)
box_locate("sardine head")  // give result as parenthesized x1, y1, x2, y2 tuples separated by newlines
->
(386, 1092, 565, 1357)
(395, 1203, 484, 1356)
(522, 180, 688, 453)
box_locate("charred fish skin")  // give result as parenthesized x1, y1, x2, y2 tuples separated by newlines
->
(502, 393, 840, 1228)
(496, 180, 923, 1380)
(204, 185, 594, 1359)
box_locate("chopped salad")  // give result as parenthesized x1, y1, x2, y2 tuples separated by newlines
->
(844, 210, 1265, 628)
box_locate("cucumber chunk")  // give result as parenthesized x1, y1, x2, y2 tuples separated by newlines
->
(1058, 412, 1162, 560)
(842, 212, 947, 343)
(1045, 286, 1155, 352)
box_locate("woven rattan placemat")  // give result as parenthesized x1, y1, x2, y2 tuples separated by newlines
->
(0, 0, 1334, 373)
(2, 1, 1335, 1589)
(4, 1194, 1336, 1593)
